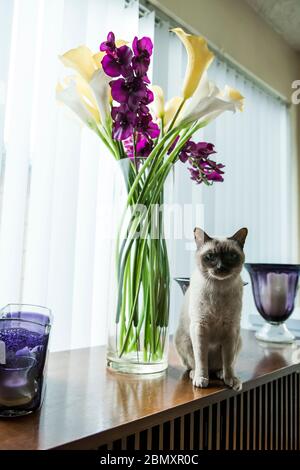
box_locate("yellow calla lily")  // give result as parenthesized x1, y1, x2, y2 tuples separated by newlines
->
(60, 46, 97, 81)
(151, 85, 165, 119)
(172, 28, 214, 100)
(116, 39, 128, 48)
(225, 86, 244, 111)
(93, 52, 105, 69)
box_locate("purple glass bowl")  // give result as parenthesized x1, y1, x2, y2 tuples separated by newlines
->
(0, 304, 52, 417)
(174, 277, 248, 294)
(245, 263, 300, 343)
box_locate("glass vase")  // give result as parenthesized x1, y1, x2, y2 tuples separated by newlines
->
(0, 304, 52, 417)
(106, 157, 172, 374)
(245, 263, 300, 344)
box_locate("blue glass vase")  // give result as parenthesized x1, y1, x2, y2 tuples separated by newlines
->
(0, 304, 52, 417)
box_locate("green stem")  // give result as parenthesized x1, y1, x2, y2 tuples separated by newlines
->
(167, 98, 186, 132)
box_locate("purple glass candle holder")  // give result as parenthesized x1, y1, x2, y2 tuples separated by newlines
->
(0, 304, 52, 417)
(174, 277, 248, 294)
(245, 263, 300, 344)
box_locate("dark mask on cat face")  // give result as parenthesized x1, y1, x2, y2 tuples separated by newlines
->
(194, 227, 248, 280)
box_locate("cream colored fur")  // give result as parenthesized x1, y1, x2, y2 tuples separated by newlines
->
(174, 228, 247, 391)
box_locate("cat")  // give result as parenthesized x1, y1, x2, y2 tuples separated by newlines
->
(174, 227, 248, 391)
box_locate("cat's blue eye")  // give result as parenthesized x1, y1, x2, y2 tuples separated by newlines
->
(204, 252, 216, 262)
(228, 252, 238, 260)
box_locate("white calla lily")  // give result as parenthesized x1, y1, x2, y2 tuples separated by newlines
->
(175, 73, 244, 126)
(59, 46, 112, 129)
(151, 85, 165, 119)
(89, 68, 111, 124)
(56, 76, 100, 128)
(197, 86, 244, 124)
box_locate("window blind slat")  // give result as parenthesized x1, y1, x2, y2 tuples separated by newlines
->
(0, 0, 293, 349)
(0, 0, 40, 306)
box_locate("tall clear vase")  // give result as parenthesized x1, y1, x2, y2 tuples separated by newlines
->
(106, 157, 172, 374)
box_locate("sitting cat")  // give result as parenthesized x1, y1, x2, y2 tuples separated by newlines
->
(174, 227, 248, 391)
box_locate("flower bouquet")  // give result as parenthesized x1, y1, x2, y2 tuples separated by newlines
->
(57, 28, 243, 373)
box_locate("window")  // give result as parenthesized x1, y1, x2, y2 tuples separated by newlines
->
(0, 0, 294, 351)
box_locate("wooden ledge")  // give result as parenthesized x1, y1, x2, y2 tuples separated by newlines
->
(0, 329, 299, 450)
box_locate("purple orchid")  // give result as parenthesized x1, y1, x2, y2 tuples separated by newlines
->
(100, 32, 116, 54)
(179, 140, 197, 162)
(169, 137, 224, 184)
(206, 170, 224, 182)
(136, 113, 159, 139)
(102, 45, 133, 78)
(124, 134, 153, 160)
(192, 142, 216, 158)
(188, 157, 225, 184)
(101, 32, 159, 145)
(100, 32, 221, 181)
(111, 105, 136, 140)
(132, 36, 153, 76)
(110, 77, 147, 108)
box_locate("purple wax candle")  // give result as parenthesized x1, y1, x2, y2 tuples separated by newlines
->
(0, 305, 52, 417)
(0, 356, 37, 407)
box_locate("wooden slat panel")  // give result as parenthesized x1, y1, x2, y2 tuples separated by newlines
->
(253, 388, 256, 450)
(180, 415, 184, 450)
(216, 402, 221, 450)
(240, 394, 244, 450)
(285, 375, 288, 450)
(275, 379, 279, 450)
(290, 374, 293, 450)
(298, 373, 300, 450)
(134, 432, 140, 450)
(121, 437, 126, 450)
(159, 424, 163, 451)
(189, 411, 194, 450)
(101, 372, 300, 451)
(199, 408, 204, 450)
(147, 428, 152, 450)
(264, 383, 268, 450)
(280, 377, 283, 450)
(246, 390, 250, 450)
(258, 386, 262, 450)
(270, 381, 273, 450)
(233, 396, 237, 450)
(208, 406, 212, 450)
(296, 374, 299, 450)
(169, 419, 174, 450)
(225, 399, 230, 450)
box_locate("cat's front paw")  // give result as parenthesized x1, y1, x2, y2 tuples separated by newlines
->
(190, 370, 209, 388)
(224, 375, 242, 391)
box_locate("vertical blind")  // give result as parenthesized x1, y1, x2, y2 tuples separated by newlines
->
(0, 0, 293, 351)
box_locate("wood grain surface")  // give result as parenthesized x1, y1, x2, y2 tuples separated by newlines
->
(0, 330, 299, 450)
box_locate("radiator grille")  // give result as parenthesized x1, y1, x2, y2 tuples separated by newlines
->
(98, 372, 300, 451)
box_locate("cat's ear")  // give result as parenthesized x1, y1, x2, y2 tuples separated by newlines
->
(194, 227, 212, 249)
(229, 227, 248, 249)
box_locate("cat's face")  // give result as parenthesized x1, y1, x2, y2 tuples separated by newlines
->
(194, 228, 248, 281)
